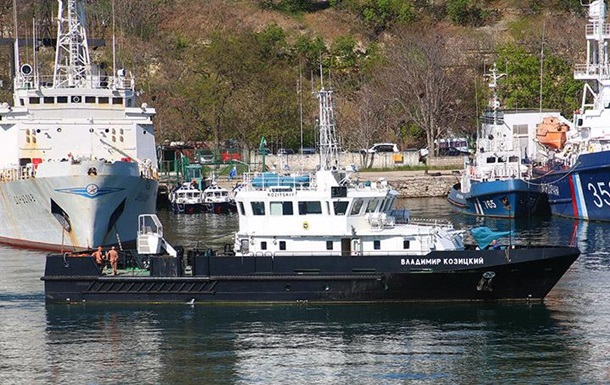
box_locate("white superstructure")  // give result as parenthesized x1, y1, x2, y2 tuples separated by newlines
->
(0, 0, 158, 251)
(233, 82, 464, 257)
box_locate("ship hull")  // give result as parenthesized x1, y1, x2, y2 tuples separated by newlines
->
(0, 161, 157, 251)
(42, 246, 578, 303)
(448, 179, 549, 218)
(534, 151, 610, 221)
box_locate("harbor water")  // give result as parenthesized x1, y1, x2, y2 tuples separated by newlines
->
(1, 198, 610, 384)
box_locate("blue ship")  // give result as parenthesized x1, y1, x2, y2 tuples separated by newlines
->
(534, 151, 610, 220)
(533, 1, 610, 221)
(448, 178, 548, 218)
(447, 64, 548, 218)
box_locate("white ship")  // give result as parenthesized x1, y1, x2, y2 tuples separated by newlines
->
(0, 0, 158, 251)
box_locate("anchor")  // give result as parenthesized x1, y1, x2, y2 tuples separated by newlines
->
(477, 271, 496, 292)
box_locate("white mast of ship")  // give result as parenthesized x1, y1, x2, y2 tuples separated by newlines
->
(316, 67, 340, 171)
(481, 63, 508, 153)
(53, 0, 91, 88)
(575, 0, 609, 113)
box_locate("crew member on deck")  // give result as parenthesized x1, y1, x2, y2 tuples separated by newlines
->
(106, 246, 119, 275)
(92, 246, 104, 272)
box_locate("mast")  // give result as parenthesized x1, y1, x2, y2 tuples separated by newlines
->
(53, 0, 92, 88)
(574, 0, 610, 112)
(316, 69, 340, 171)
(481, 63, 506, 153)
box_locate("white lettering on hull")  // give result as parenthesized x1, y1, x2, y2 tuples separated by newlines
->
(401, 257, 484, 266)
(13, 193, 36, 205)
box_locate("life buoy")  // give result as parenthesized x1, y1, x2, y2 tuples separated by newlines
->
(303, 221, 309, 230)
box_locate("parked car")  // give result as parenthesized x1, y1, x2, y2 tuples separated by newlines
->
(299, 147, 316, 155)
(439, 147, 470, 156)
(361, 143, 399, 154)
(277, 148, 294, 155)
(196, 149, 216, 164)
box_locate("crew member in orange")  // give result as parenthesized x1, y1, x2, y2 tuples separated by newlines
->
(106, 246, 119, 276)
(92, 246, 105, 272)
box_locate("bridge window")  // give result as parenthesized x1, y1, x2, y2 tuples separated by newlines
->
(99, 97, 109, 104)
(279, 241, 286, 250)
(403, 240, 410, 249)
(57, 96, 68, 104)
(326, 241, 333, 250)
(270, 201, 293, 215)
(85, 96, 96, 104)
(251, 201, 265, 215)
(29, 97, 40, 104)
(112, 97, 123, 105)
(350, 199, 364, 216)
(374, 240, 380, 250)
(43, 97, 54, 104)
(366, 199, 381, 213)
(261, 241, 267, 250)
(333, 201, 348, 215)
(298, 201, 322, 215)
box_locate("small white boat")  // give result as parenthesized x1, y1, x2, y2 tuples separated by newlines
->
(169, 182, 204, 214)
(203, 183, 236, 214)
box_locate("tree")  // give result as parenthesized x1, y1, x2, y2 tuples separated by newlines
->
(379, 30, 468, 156)
(495, 43, 580, 116)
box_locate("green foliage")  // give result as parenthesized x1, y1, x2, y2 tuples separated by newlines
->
(295, 34, 327, 70)
(333, 0, 418, 32)
(361, 0, 416, 32)
(495, 43, 580, 116)
(256, 23, 290, 61)
(446, 0, 483, 27)
(330, 35, 358, 70)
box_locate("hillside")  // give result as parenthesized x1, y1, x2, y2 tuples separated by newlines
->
(0, 0, 588, 153)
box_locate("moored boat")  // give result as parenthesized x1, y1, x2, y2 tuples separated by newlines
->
(448, 64, 549, 218)
(41, 79, 580, 304)
(169, 182, 204, 214)
(202, 183, 236, 214)
(532, 0, 610, 221)
(0, 0, 158, 251)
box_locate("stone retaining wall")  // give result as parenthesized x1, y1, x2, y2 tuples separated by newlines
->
(388, 174, 458, 198)
(249, 151, 464, 171)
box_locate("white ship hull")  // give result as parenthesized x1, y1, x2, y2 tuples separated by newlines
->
(0, 1, 160, 251)
(0, 161, 157, 251)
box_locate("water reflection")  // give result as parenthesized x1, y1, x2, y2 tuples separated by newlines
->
(14, 198, 610, 384)
(41, 303, 585, 384)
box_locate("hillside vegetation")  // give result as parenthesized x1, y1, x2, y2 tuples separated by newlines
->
(1, 0, 588, 155)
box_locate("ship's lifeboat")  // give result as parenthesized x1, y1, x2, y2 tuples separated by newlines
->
(536, 116, 569, 151)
